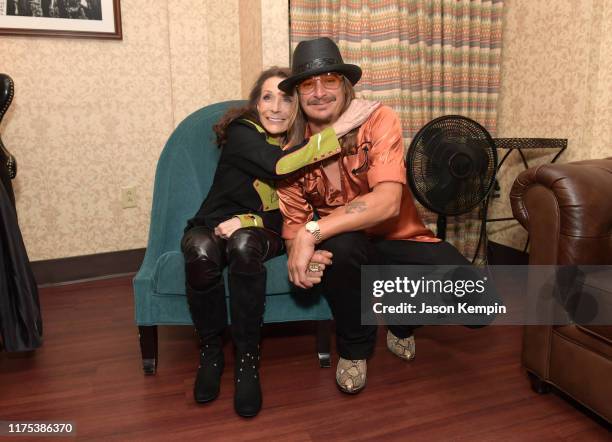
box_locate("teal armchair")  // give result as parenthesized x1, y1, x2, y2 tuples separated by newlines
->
(133, 101, 333, 374)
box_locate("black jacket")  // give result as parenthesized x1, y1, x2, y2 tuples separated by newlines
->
(187, 118, 341, 234)
(187, 120, 302, 234)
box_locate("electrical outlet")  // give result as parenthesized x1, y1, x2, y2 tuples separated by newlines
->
(121, 186, 138, 209)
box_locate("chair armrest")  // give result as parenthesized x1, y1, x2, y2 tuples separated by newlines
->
(510, 158, 612, 264)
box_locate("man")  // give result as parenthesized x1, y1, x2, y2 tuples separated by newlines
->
(277, 37, 473, 394)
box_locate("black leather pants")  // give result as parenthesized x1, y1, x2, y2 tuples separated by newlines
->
(181, 226, 284, 351)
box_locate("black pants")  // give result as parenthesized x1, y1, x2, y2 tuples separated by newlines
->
(318, 232, 471, 360)
(181, 226, 284, 351)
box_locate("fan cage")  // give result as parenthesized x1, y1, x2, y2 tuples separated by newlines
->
(407, 115, 497, 216)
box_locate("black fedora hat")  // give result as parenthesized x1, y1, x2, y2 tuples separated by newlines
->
(278, 37, 362, 93)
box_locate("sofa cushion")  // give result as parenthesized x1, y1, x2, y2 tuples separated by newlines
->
(576, 326, 612, 345)
(574, 268, 612, 343)
(554, 325, 612, 359)
(152, 251, 293, 296)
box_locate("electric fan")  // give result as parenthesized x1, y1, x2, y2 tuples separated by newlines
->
(406, 115, 497, 257)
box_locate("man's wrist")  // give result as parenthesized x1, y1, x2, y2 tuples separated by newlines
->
(284, 239, 294, 252)
(304, 220, 322, 244)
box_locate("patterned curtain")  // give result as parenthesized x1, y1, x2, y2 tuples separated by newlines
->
(290, 0, 504, 262)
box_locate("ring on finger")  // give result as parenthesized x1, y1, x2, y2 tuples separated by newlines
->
(308, 262, 321, 272)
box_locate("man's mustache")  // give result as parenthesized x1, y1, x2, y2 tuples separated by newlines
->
(306, 96, 336, 105)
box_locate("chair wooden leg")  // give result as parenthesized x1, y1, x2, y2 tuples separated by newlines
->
(138, 325, 158, 375)
(527, 371, 550, 394)
(316, 320, 331, 368)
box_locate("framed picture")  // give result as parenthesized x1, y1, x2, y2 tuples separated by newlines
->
(0, 0, 122, 39)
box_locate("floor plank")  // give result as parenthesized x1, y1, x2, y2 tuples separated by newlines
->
(0, 277, 609, 441)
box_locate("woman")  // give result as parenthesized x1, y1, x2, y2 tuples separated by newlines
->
(181, 66, 377, 417)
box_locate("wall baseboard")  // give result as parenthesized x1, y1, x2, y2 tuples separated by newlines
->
(31, 248, 146, 287)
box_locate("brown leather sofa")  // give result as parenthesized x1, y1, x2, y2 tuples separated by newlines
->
(510, 158, 612, 424)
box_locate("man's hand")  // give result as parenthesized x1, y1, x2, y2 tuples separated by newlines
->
(214, 217, 242, 239)
(303, 250, 333, 285)
(287, 229, 318, 289)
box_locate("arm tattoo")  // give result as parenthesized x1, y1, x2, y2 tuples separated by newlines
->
(345, 201, 367, 214)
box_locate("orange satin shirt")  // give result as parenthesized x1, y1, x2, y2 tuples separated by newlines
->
(277, 105, 439, 243)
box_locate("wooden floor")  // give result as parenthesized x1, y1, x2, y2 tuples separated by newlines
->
(0, 277, 609, 441)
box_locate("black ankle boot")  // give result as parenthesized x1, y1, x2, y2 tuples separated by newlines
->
(234, 347, 261, 417)
(194, 336, 224, 403)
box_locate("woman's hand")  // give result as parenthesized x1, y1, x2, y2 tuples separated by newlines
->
(333, 99, 381, 138)
(214, 217, 242, 239)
